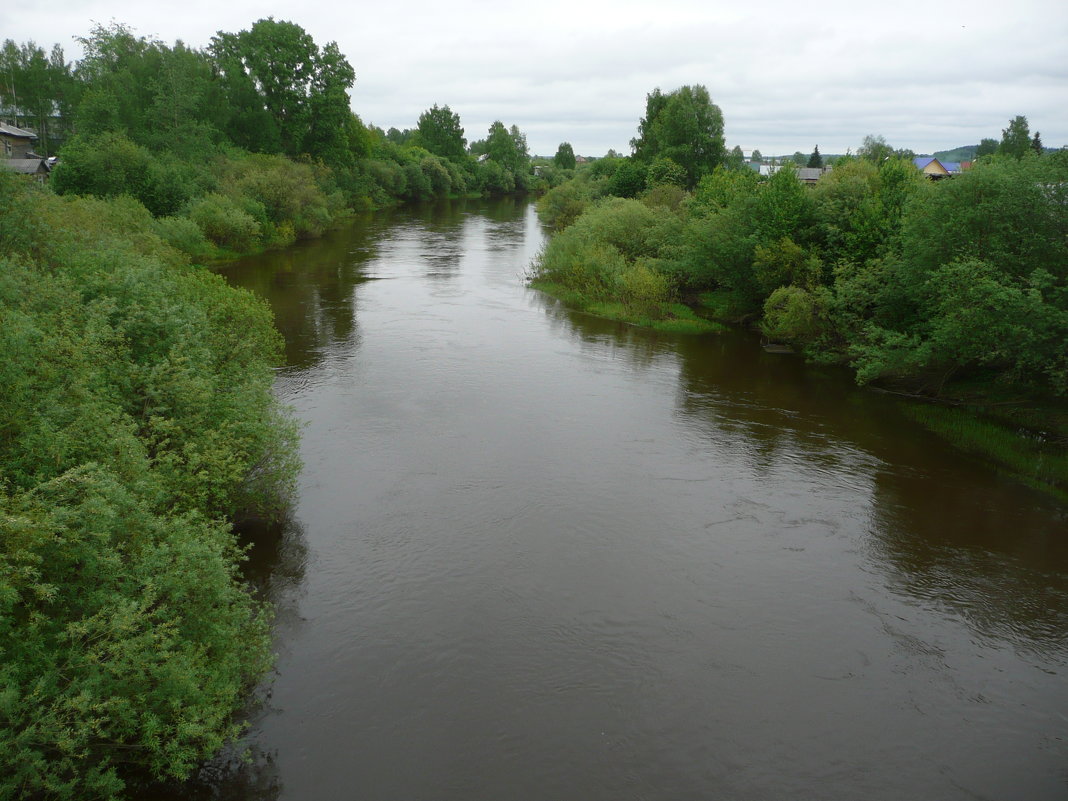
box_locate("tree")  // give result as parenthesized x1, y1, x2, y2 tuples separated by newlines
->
(750, 149, 763, 163)
(484, 120, 528, 176)
(998, 115, 1031, 159)
(792, 151, 807, 166)
(726, 145, 746, 170)
(630, 84, 725, 188)
(807, 145, 823, 168)
(605, 157, 647, 198)
(858, 134, 894, 163)
(1032, 131, 1044, 155)
(0, 40, 76, 155)
(554, 141, 576, 169)
(211, 18, 355, 160)
(975, 137, 999, 158)
(415, 104, 466, 161)
(509, 124, 529, 167)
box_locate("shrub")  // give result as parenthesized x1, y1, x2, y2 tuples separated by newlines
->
(760, 285, 830, 347)
(154, 215, 212, 259)
(0, 176, 297, 797)
(187, 194, 261, 251)
(537, 180, 592, 230)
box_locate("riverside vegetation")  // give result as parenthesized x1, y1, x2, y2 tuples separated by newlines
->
(0, 17, 560, 801)
(0, 167, 299, 798)
(1, 24, 1065, 797)
(3, 20, 552, 265)
(531, 88, 1068, 497)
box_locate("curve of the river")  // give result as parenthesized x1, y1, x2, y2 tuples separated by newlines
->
(186, 198, 1066, 801)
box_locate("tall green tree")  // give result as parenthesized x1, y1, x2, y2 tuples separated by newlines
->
(630, 84, 725, 188)
(807, 145, 823, 168)
(0, 40, 76, 155)
(554, 141, 576, 169)
(415, 104, 466, 161)
(484, 120, 528, 175)
(211, 18, 355, 161)
(1031, 131, 1044, 155)
(304, 41, 358, 166)
(998, 115, 1031, 159)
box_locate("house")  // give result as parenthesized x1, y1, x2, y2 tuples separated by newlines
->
(0, 122, 38, 159)
(761, 164, 833, 183)
(2, 158, 51, 182)
(912, 157, 951, 178)
(796, 166, 832, 184)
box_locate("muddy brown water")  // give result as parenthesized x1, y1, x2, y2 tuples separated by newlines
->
(172, 198, 1066, 800)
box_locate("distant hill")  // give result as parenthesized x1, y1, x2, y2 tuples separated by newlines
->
(933, 145, 978, 162)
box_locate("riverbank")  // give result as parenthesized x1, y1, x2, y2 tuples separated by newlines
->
(0, 171, 299, 799)
(534, 276, 1068, 503)
(529, 278, 726, 334)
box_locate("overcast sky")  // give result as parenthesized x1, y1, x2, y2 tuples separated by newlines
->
(3, 0, 1066, 157)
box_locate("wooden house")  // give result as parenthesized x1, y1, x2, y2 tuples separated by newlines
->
(0, 123, 38, 159)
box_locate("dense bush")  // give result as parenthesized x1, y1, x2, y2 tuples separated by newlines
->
(0, 173, 298, 798)
(534, 149, 1068, 397)
(187, 193, 261, 251)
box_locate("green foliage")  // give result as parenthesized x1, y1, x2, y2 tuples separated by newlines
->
(0, 39, 76, 155)
(605, 157, 647, 198)
(631, 85, 725, 187)
(188, 193, 261, 251)
(934, 144, 979, 162)
(531, 94, 1067, 403)
(646, 157, 687, 187)
(52, 133, 199, 217)
(752, 237, 823, 296)
(531, 198, 685, 320)
(689, 167, 759, 215)
(998, 115, 1032, 159)
(811, 156, 924, 266)
(553, 141, 577, 170)
(760, 285, 830, 347)
(857, 134, 895, 163)
(900, 155, 1068, 282)
(415, 104, 466, 162)
(0, 173, 297, 796)
(210, 18, 354, 163)
(975, 138, 999, 159)
(0, 468, 273, 797)
(153, 215, 213, 258)
(807, 145, 822, 168)
(537, 179, 594, 230)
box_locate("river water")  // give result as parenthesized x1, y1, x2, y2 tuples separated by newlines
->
(201, 198, 1067, 800)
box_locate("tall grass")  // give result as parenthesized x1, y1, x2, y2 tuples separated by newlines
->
(901, 403, 1068, 500)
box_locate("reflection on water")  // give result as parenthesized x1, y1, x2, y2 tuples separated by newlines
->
(185, 198, 1068, 801)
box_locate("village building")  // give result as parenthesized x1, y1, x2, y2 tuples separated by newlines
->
(0, 122, 39, 159)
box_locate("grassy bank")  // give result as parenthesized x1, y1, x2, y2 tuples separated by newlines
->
(900, 401, 1068, 501)
(531, 279, 725, 334)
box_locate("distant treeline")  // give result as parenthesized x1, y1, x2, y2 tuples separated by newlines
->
(533, 88, 1068, 403)
(1, 20, 559, 261)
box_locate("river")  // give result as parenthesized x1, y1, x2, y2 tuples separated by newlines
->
(191, 198, 1066, 800)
